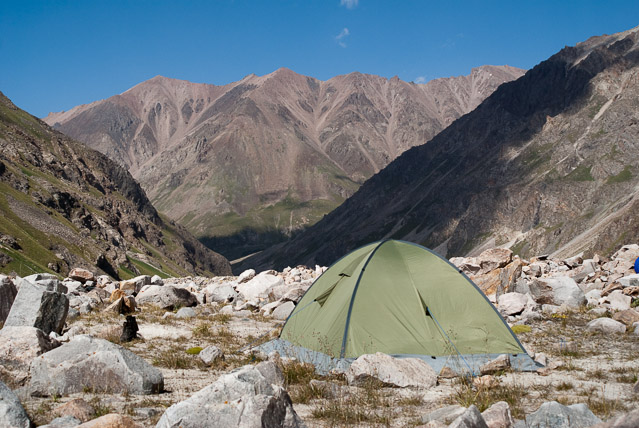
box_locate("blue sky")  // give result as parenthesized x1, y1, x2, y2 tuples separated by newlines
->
(1, 1, 638, 118)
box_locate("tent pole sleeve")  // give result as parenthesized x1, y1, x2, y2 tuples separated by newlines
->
(339, 239, 388, 359)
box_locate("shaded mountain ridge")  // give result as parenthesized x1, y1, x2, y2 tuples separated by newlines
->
(241, 26, 639, 271)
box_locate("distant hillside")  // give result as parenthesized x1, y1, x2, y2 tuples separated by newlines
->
(45, 66, 524, 259)
(0, 92, 231, 278)
(241, 26, 639, 271)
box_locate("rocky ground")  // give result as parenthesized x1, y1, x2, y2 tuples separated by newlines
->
(1, 246, 639, 427)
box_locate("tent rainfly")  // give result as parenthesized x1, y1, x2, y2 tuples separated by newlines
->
(257, 239, 540, 374)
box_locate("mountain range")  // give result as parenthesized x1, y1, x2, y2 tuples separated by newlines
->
(242, 26, 639, 271)
(0, 92, 231, 279)
(45, 66, 524, 259)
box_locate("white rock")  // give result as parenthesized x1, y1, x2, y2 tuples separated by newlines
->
(481, 401, 513, 428)
(530, 277, 586, 307)
(497, 292, 527, 316)
(199, 345, 224, 366)
(271, 301, 295, 320)
(586, 317, 626, 334)
(347, 352, 437, 388)
(206, 284, 238, 304)
(155, 362, 304, 428)
(606, 290, 632, 311)
(235, 272, 284, 301)
(176, 307, 196, 319)
(151, 275, 164, 285)
(619, 273, 639, 288)
(237, 269, 256, 283)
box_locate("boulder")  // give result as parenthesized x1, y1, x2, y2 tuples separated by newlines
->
(281, 286, 307, 303)
(119, 275, 151, 296)
(450, 257, 481, 275)
(68, 268, 94, 284)
(206, 284, 237, 304)
(481, 401, 514, 428)
(136, 285, 197, 309)
(521, 401, 600, 428)
(612, 309, 639, 325)
(75, 414, 142, 427)
(478, 249, 513, 273)
(4, 278, 69, 335)
(0, 275, 17, 322)
(0, 326, 58, 379)
(497, 260, 523, 296)
(619, 274, 639, 288)
(235, 272, 284, 301)
(41, 415, 82, 427)
(422, 405, 466, 425)
(237, 269, 256, 283)
(586, 318, 626, 334)
(271, 301, 295, 320)
(199, 345, 224, 366)
(29, 335, 163, 396)
(175, 307, 196, 319)
(605, 290, 631, 311)
(0, 380, 31, 428)
(497, 293, 527, 316)
(155, 361, 305, 428)
(346, 352, 437, 388)
(480, 354, 510, 375)
(150, 275, 163, 286)
(529, 277, 586, 307)
(449, 405, 488, 428)
(52, 398, 95, 422)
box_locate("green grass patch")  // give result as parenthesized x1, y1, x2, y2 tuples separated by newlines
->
(565, 165, 594, 182)
(186, 346, 203, 355)
(606, 166, 632, 184)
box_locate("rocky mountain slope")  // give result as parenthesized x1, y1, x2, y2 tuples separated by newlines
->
(0, 92, 231, 278)
(45, 66, 524, 259)
(243, 26, 639, 271)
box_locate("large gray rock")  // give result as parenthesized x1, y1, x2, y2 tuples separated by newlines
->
(199, 345, 224, 366)
(604, 290, 631, 311)
(422, 405, 466, 424)
(0, 380, 31, 428)
(4, 278, 69, 335)
(522, 401, 601, 428)
(449, 405, 488, 428)
(29, 335, 163, 396)
(155, 361, 305, 428)
(0, 326, 58, 384)
(481, 401, 514, 428)
(586, 318, 626, 334)
(346, 352, 437, 388)
(0, 275, 17, 323)
(529, 277, 586, 307)
(136, 285, 197, 309)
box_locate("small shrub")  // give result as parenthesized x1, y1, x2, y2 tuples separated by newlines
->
(511, 325, 532, 334)
(211, 313, 232, 324)
(153, 345, 200, 369)
(192, 323, 210, 337)
(556, 381, 574, 391)
(186, 346, 203, 355)
(281, 361, 316, 386)
(451, 376, 528, 419)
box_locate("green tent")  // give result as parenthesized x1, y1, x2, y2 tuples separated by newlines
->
(258, 240, 538, 373)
